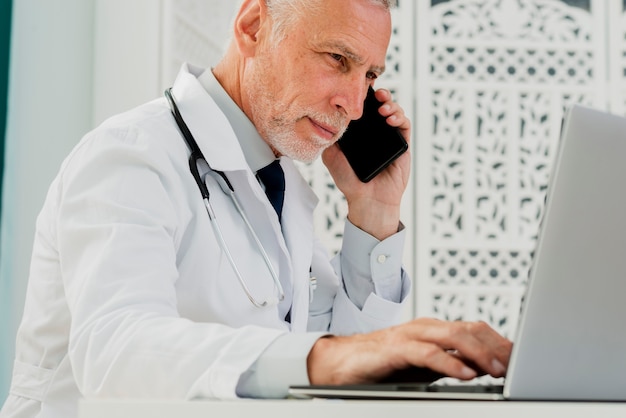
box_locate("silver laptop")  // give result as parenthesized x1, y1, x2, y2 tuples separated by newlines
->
(289, 104, 626, 401)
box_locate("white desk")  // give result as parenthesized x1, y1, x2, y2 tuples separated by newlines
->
(79, 399, 626, 418)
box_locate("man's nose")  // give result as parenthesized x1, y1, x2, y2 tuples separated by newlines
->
(330, 80, 369, 121)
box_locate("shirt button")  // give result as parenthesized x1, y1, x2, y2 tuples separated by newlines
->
(377, 254, 387, 264)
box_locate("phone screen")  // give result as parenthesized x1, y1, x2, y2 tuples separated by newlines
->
(337, 87, 408, 182)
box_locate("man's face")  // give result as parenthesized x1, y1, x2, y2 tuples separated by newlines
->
(242, 0, 392, 162)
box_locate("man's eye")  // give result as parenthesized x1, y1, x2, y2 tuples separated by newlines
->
(330, 53, 343, 63)
(367, 72, 379, 80)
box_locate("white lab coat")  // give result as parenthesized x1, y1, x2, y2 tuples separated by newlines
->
(1, 65, 409, 418)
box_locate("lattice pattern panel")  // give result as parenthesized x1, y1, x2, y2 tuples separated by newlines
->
(430, 249, 533, 287)
(431, 45, 594, 85)
(416, 0, 601, 337)
(431, 0, 592, 41)
(431, 290, 525, 339)
(430, 88, 594, 243)
(428, 248, 530, 335)
(430, 0, 594, 83)
(610, 1, 626, 115)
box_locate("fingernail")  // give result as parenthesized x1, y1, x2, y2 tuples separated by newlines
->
(461, 366, 477, 379)
(492, 359, 506, 375)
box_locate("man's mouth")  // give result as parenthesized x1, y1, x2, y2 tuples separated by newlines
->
(309, 117, 340, 140)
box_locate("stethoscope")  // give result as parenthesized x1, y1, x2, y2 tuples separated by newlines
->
(164, 88, 285, 308)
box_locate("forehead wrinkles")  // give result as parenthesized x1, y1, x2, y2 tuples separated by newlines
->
(309, 1, 391, 71)
(269, 0, 390, 73)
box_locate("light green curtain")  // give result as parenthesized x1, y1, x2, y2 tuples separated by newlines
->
(0, 0, 13, 402)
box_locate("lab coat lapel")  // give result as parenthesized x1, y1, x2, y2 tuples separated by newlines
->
(170, 65, 285, 257)
(281, 160, 319, 332)
(170, 64, 249, 172)
(216, 160, 319, 331)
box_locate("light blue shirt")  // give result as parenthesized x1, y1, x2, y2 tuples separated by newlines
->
(197, 68, 406, 398)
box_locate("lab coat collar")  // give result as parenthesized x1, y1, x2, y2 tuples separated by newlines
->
(197, 68, 275, 172)
(170, 63, 250, 172)
(169, 63, 318, 207)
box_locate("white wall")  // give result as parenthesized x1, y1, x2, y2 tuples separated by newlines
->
(92, 0, 163, 126)
(0, 0, 96, 400)
(0, 0, 185, 401)
(0, 0, 205, 400)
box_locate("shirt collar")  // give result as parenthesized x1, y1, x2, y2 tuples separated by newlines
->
(197, 68, 276, 172)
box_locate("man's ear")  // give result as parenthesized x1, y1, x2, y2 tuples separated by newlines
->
(233, 0, 269, 57)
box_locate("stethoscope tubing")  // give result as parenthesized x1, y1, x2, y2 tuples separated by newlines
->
(165, 88, 284, 307)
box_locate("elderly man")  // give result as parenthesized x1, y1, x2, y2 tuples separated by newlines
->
(1, 0, 511, 417)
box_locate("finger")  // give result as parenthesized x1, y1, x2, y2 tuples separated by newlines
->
(371, 89, 404, 120)
(401, 341, 478, 381)
(374, 97, 404, 121)
(403, 319, 511, 378)
(380, 103, 407, 124)
(373, 87, 392, 103)
(379, 104, 411, 144)
(457, 322, 512, 371)
(386, 112, 410, 133)
(382, 104, 411, 136)
(447, 322, 511, 378)
(371, 88, 411, 137)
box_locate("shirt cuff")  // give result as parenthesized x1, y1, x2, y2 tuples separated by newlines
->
(341, 221, 407, 308)
(235, 332, 328, 398)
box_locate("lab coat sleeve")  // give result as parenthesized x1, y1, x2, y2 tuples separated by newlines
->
(56, 121, 286, 400)
(236, 332, 327, 398)
(307, 221, 411, 334)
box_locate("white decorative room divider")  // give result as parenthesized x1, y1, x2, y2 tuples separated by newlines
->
(413, 0, 605, 339)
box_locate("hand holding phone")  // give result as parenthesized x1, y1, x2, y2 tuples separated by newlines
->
(337, 87, 408, 183)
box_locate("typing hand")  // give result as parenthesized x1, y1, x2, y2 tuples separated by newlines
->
(307, 318, 512, 385)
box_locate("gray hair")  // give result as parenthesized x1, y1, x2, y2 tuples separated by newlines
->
(265, 0, 397, 45)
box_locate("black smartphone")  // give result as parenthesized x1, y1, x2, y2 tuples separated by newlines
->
(337, 87, 408, 183)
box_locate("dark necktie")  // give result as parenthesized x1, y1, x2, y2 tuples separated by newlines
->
(256, 160, 285, 222)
